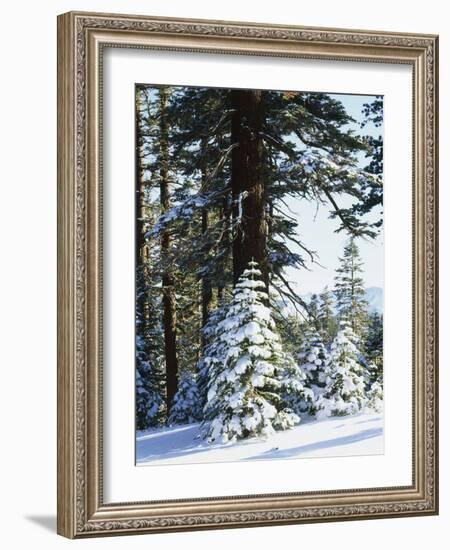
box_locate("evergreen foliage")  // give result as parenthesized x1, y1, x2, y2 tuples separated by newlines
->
(365, 311, 384, 384)
(298, 330, 329, 390)
(196, 300, 229, 410)
(134, 85, 384, 440)
(146, 87, 382, 314)
(202, 262, 302, 443)
(167, 371, 203, 425)
(334, 237, 369, 340)
(317, 323, 367, 417)
(135, 267, 166, 430)
(317, 286, 338, 344)
(366, 381, 384, 413)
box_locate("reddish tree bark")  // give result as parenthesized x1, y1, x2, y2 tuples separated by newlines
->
(201, 208, 213, 342)
(159, 88, 179, 410)
(230, 89, 268, 287)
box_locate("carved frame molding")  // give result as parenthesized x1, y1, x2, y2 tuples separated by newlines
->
(57, 11, 438, 538)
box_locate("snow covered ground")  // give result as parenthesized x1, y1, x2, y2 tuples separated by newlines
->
(136, 411, 383, 466)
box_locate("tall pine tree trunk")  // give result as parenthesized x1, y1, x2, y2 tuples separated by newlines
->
(135, 88, 145, 262)
(135, 88, 150, 361)
(200, 138, 212, 346)
(135, 88, 147, 319)
(159, 88, 178, 410)
(201, 208, 212, 342)
(230, 89, 268, 287)
(217, 196, 231, 302)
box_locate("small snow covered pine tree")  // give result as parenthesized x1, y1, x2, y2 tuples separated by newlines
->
(316, 322, 367, 417)
(278, 355, 315, 417)
(334, 237, 369, 342)
(136, 348, 166, 429)
(318, 286, 338, 344)
(203, 261, 300, 443)
(167, 371, 203, 425)
(197, 301, 228, 411)
(298, 330, 329, 390)
(366, 380, 383, 413)
(135, 268, 166, 430)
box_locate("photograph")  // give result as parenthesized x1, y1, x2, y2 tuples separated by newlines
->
(134, 84, 385, 466)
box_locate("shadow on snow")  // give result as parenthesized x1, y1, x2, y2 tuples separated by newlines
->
(137, 424, 211, 462)
(243, 426, 382, 461)
(136, 414, 383, 464)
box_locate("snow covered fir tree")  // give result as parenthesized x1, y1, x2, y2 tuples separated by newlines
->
(297, 328, 329, 390)
(167, 371, 202, 425)
(334, 236, 369, 341)
(134, 84, 385, 465)
(202, 261, 305, 443)
(135, 266, 166, 430)
(316, 322, 367, 417)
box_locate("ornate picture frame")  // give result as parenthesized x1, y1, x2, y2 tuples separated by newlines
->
(57, 11, 438, 538)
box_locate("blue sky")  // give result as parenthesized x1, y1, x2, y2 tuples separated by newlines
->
(284, 93, 384, 295)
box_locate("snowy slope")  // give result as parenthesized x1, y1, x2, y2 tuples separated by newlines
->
(136, 412, 383, 466)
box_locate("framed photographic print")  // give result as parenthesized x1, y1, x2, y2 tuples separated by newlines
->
(57, 11, 439, 538)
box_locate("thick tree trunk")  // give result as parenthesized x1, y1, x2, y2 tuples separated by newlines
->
(217, 196, 231, 302)
(201, 208, 212, 342)
(135, 90, 153, 268)
(230, 89, 268, 287)
(159, 88, 178, 410)
(200, 138, 213, 345)
(135, 88, 150, 353)
(135, 88, 146, 262)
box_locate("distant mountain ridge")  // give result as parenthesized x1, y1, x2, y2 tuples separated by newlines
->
(364, 287, 383, 314)
(298, 287, 383, 314)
